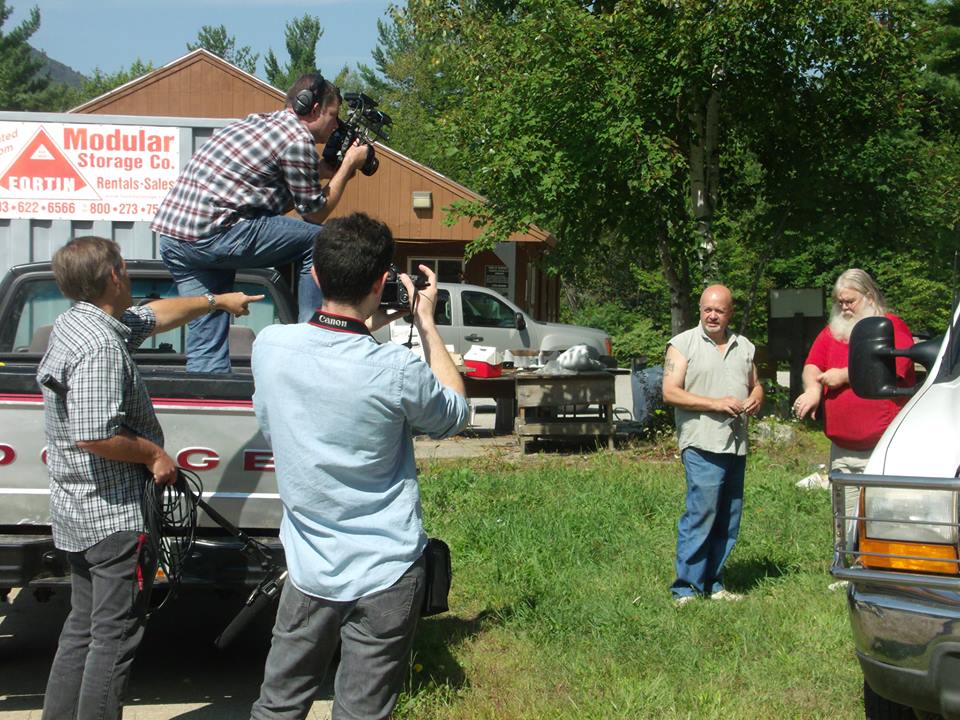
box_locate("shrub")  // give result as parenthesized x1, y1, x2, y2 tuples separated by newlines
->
(561, 300, 670, 367)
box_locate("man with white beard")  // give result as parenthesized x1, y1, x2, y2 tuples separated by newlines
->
(793, 269, 915, 550)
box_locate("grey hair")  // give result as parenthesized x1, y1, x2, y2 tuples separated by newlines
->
(832, 268, 887, 315)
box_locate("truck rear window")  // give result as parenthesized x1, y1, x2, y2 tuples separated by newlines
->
(6, 278, 280, 355)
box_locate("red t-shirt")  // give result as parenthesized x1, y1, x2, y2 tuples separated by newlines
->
(804, 313, 916, 451)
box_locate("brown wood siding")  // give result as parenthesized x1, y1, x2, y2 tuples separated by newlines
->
(73, 51, 283, 119)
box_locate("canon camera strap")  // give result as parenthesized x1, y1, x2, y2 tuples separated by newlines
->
(308, 310, 373, 338)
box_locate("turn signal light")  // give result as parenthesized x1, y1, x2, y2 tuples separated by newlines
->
(859, 537, 959, 575)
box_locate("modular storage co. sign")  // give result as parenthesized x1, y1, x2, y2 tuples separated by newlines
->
(0, 121, 180, 222)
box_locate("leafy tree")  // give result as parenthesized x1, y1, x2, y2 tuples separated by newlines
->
(0, 1, 52, 110)
(351, 8, 468, 169)
(63, 59, 155, 108)
(333, 64, 369, 95)
(375, 0, 958, 339)
(265, 14, 323, 91)
(187, 24, 259, 75)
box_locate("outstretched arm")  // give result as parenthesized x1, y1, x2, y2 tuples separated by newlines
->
(148, 292, 265, 335)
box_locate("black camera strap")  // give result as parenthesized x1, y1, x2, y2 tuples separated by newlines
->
(308, 310, 373, 338)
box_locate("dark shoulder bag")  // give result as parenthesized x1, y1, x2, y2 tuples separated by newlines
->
(421, 537, 452, 617)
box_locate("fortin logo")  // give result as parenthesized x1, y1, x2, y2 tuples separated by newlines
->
(0, 128, 88, 193)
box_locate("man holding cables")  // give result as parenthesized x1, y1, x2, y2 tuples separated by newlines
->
(36, 235, 261, 720)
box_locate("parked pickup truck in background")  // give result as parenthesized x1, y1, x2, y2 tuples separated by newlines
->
(832, 301, 960, 719)
(0, 261, 611, 600)
(371, 282, 613, 360)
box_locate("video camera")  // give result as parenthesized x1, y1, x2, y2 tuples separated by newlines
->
(380, 264, 428, 311)
(322, 92, 392, 177)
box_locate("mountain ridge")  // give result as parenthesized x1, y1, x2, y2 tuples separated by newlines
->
(31, 46, 86, 88)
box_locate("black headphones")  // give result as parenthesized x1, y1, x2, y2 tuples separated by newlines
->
(293, 72, 326, 116)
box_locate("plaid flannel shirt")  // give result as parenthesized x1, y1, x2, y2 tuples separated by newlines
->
(151, 109, 327, 241)
(37, 302, 162, 552)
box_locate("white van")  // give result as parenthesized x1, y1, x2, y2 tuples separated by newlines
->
(832, 301, 960, 718)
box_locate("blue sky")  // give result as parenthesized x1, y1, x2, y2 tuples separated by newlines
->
(8, 0, 395, 82)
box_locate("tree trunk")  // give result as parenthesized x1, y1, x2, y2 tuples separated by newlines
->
(688, 86, 720, 283)
(658, 230, 691, 335)
(738, 212, 789, 335)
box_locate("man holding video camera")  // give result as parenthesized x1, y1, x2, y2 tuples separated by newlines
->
(249, 212, 468, 720)
(152, 71, 369, 373)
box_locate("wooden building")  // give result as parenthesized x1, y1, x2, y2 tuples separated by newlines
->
(71, 49, 560, 320)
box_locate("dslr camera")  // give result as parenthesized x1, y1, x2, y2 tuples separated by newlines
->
(380, 264, 428, 311)
(323, 92, 392, 177)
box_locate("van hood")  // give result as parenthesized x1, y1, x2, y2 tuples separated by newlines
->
(869, 377, 960, 478)
(867, 303, 960, 478)
(533, 319, 609, 339)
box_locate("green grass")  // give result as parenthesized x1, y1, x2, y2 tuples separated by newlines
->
(396, 426, 862, 719)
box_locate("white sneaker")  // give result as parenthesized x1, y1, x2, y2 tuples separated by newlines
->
(828, 580, 850, 591)
(796, 472, 829, 490)
(711, 589, 745, 602)
(674, 595, 696, 607)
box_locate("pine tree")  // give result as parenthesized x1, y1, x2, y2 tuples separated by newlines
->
(0, 1, 51, 110)
(264, 14, 323, 91)
(188, 25, 259, 75)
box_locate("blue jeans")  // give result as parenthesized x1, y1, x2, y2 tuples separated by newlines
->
(671, 447, 746, 599)
(159, 215, 325, 373)
(42, 531, 156, 720)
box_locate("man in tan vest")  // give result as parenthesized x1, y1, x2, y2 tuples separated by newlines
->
(662, 285, 764, 606)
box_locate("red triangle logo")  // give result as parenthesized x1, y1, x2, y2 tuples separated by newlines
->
(0, 128, 88, 193)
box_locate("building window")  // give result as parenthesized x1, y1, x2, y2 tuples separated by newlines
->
(409, 257, 463, 283)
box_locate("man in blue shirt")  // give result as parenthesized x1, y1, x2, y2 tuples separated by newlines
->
(250, 212, 469, 720)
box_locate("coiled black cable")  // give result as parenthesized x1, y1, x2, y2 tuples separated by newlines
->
(141, 468, 201, 610)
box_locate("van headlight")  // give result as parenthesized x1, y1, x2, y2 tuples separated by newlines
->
(859, 488, 959, 574)
(864, 488, 958, 544)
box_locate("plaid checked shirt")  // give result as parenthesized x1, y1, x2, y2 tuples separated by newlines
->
(151, 109, 327, 241)
(37, 302, 162, 552)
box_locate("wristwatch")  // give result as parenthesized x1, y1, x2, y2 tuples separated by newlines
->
(204, 293, 217, 314)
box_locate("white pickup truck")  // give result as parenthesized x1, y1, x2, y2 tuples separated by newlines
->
(0, 260, 610, 598)
(832, 301, 960, 719)
(0, 261, 294, 598)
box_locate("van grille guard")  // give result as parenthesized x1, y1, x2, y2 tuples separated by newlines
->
(830, 471, 960, 590)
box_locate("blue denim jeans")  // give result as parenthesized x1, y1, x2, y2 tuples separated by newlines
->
(159, 215, 325, 373)
(671, 447, 746, 599)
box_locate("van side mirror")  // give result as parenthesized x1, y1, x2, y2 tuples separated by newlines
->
(515, 312, 526, 331)
(849, 317, 940, 399)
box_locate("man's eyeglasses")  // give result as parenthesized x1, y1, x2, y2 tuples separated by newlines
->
(836, 295, 861, 309)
